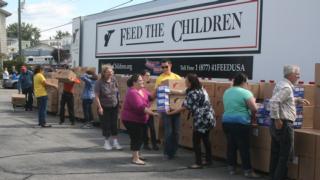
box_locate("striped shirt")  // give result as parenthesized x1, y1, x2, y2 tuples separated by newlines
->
(269, 79, 296, 121)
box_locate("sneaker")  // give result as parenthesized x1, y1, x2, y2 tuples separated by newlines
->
(81, 124, 93, 129)
(41, 124, 52, 128)
(103, 140, 112, 150)
(113, 140, 123, 150)
(244, 170, 261, 178)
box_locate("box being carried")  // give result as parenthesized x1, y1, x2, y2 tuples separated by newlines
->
(55, 70, 77, 83)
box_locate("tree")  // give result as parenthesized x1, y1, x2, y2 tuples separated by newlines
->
(7, 23, 41, 46)
(54, 30, 70, 40)
(51, 49, 70, 64)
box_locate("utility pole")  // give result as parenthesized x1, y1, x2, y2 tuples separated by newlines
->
(18, 0, 22, 57)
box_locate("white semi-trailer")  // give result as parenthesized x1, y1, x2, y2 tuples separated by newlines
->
(71, 0, 320, 82)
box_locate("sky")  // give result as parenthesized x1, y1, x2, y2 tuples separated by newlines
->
(4, 0, 152, 40)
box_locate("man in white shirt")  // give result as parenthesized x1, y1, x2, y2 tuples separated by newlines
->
(2, 67, 9, 88)
(269, 65, 310, 180)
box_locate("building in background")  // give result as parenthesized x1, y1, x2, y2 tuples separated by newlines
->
(7, 38, 31, 59)
(0, 0, 11, 55)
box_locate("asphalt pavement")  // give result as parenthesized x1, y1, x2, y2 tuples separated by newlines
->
(0, 88, 268, 180)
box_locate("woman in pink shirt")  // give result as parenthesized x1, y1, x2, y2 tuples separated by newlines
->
(121, 74, 158, 165)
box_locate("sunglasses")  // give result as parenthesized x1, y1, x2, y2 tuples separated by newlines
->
(161, 66, 169, 69)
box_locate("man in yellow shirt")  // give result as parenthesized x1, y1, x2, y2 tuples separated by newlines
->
(155, 59, 181, 159)
(33, 65, 57, 127)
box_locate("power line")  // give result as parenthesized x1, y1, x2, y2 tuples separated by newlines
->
(40, 22, 72, 32)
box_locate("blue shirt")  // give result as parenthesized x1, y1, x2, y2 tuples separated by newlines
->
(80, 74, 96, 100)
(18, 70, 33, 90)
(222, 87, 253, 125)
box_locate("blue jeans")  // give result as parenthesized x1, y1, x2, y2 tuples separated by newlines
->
(269, 119, 294, 180)
(37, 96, 48, 125)
(161, 113, 180, 158)
(82, 99, 93, 122)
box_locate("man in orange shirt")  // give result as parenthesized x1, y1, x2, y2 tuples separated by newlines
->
(59, 76, 81, 125)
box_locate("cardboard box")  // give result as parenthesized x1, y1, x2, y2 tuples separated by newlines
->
(316, 87, 320, 107)
(214, 82, 232, 100)
(263, 82, 276, 99)
(294, 129, 320, 158)
(302, 106, 314, 129)
(303, 84, 316, 106)
(201, 80, 215, 97)
(211, 129, 227, 159)
(249, 148, 270, 173)
(315, 135, 320, 180)
(248, 83, 260, 99)
(169, 95, 185, 110)
(11, 94, 25, 106)
(250, 126, 271, 150)
(213, 99, 224, 116)
(258, 81, 265, 100)
(161, 79, 186, 91)
(314, 106, 320, 130)
(55, 70, 77, 83)
(315, 63, 320, 86)
(299, 157, 315, 180)
(288, 160, 299, 180)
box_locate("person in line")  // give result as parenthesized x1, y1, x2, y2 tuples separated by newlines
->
(80, 70, 98, 128)
(121, 74, 158, 165)
(167, 73, 215, 169)
(155, 59, 181, 159)
(269, 65, 310, 180)
(59, 69, 81, 126)
(18, 66, 34, 111)
(33, 65, 57, 127)
(222, 73, 260, 178)
(141, 70, 159, 151)
(95, 64, 122, 150)
(2, 67, 9, 88)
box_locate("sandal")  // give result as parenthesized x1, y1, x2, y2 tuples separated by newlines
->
(188, 164, 203, 169)
(131, 160, 146, 165)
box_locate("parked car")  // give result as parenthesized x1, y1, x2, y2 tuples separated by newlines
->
(3, 75, 19, 89)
